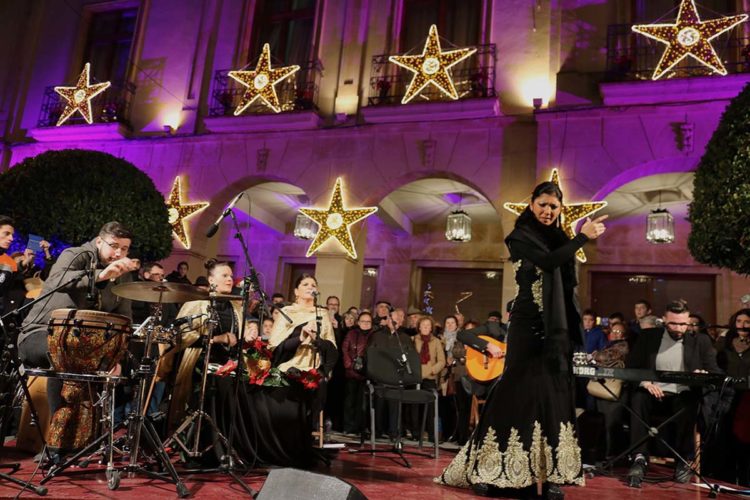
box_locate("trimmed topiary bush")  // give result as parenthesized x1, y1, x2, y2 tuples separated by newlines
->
(0, 149, 172, 260)
(688, 83, 750, 275)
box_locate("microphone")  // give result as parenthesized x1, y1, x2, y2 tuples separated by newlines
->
(206, 192, 244, 238)
(86, 255, 97, 306)
(310, 290, 320, 298)
(172, 313, 205, 328)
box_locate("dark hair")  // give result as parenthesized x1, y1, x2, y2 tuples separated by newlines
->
(531, 181, 564, 203)
(727, 308, 750, 342)
(204, 258, 231, 276)
(582, 309, 597, 318)
(326, 295, 340, 303)
(608, 312, 625, 323)
(444, 315, 458, 326)
(635, 299, 652, 310)
(487, 310, 503, 319)
(99, 221, 133, 240)
(143, 261, 163, 272)
(177, 261, 189, 269)
(358, 311, 373, 322)
(262, 317, 274, 324)
(463, 320, 479, 329)
(271, 292, 285, 300)
(664, 299, 690, 315)
(294, 273, 317, 289)
(0, 215, 15, 227)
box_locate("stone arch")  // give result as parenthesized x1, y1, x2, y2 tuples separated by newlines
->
(591, 157, 700, 202)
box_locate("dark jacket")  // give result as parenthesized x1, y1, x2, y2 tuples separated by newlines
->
(626, 326, 720, 374)
(342, 328, 371, 380)
(20, 240, 132, 345)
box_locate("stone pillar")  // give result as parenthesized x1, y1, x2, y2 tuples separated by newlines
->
(313, 224, 367, 308)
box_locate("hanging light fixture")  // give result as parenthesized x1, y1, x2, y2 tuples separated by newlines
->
(646, 190, 675, 244)
(293, 213, 316, 240)
(445, 193, 472, 242)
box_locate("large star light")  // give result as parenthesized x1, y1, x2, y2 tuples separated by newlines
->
(228, 43, 300, 114)
(632, 0, 747, 80)
(299, 178, 378, 259)
(53, 63, 111, 126)
(503, 169, 607, 263)
(165, 176, 209, 249)
(389, 24, 476, 104)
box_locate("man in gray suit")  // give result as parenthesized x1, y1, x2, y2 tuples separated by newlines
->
(19, 221, 139, 415)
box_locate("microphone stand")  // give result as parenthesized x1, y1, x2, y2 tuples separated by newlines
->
(213, 208, 259, 496)
(0, 272, 93, 497)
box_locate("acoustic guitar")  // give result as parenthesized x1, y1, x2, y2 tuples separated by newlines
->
(465, 336, 506, 382)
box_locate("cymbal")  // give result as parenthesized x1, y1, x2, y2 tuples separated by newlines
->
(111, 281, 208, 303)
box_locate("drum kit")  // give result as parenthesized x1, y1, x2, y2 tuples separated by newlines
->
(6, 281, 248, 497)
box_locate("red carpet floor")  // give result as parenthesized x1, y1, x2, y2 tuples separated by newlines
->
(0, 442, 742, 499)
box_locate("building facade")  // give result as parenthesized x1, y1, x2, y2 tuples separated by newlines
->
(1, 0, 748, 323)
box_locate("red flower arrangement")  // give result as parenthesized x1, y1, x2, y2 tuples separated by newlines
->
(214, 338, 322, 390)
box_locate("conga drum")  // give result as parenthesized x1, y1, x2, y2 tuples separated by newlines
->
(46, 309, 131, 451)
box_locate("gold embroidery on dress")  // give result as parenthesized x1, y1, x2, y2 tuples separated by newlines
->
(436, 421, 584, 489)
(548, 422, 585, 485)
(511, 260, 521, 300)
(503, 427, 532, 488)
(531, 267, 544, 311)
(435, 440, 472, 487)
(472, 427, 503, 484)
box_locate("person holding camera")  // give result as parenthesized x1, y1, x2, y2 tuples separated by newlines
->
(341, 311, 374, 435)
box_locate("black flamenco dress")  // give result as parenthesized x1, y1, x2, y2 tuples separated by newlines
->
(438, 209, 587, 491)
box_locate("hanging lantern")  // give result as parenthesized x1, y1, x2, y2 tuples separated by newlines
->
(293, 213, 316, 240)
(445, 209, 472, 242)
(646, 208, 674, 244)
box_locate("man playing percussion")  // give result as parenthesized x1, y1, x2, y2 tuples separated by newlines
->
(19, 221, 139, 420)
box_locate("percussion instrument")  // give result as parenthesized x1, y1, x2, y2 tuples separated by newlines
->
(111, 281, 208, 303)
(47, 309, 131, 374)
(46, 309, 131, 451)
(465, 336, 506, 382)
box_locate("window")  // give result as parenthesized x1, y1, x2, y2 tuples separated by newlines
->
(82, 8, 138, 83)
(250, 0, 316, 65)
(400, 0, 483, 51)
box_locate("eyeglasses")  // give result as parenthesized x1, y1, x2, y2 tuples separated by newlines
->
(102, 240, 130, 254)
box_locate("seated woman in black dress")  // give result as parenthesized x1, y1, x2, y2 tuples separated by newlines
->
(437, 180, 607, 499)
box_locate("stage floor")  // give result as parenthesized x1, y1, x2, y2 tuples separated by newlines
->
(0, 436, 741, 499)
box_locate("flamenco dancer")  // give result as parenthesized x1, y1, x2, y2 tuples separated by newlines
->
(437, 181, 607, 499)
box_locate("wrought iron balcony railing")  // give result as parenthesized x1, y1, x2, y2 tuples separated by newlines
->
(36, 79, 136, 128)
(367, 43, 496, 106)
(208, 59, 323, 117)
(605, 23, 750, 81)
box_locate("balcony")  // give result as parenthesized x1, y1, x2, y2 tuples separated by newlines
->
(367, 43, 496, 105)
(362, 43, 499, 123)
(32, 80, 135, 142)
(605, 23, 750, 82)
(204, 60, 323, 133)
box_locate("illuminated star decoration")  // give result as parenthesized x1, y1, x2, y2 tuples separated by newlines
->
(389, 24, 476, 104)
(299, 178, 378, 260)
(53, 63, 111, 126)
(503, 169, 607, 263)
(165, 176, 209, 249)
(228, 43, 300, 114)
(631, 0, 747, 80)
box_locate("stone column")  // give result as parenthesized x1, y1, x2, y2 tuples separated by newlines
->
(313, 224, 367, 308)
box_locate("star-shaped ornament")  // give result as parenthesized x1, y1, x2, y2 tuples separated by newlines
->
(299, 178, 378, 260)
(389, 24, 476, 104)
(165, 177, 209, 249)
(632, 0, 747, 80)
(228, 43, 300, 114)
(503, 169, 607, 263)
(53, 63, 111, 126)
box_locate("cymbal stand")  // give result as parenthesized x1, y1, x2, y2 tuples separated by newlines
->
(161, 300, 241, 469)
